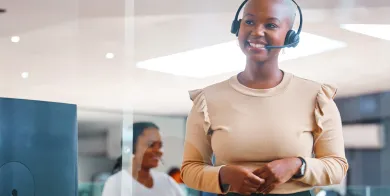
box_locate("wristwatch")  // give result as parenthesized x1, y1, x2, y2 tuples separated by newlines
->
(292, 157, 306, 178)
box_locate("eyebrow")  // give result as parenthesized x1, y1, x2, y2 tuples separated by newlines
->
(267, 17, 281, 23)
(243, 13, 255, 17)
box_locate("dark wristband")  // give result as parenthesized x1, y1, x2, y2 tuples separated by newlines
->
(292, 157, 306, 178)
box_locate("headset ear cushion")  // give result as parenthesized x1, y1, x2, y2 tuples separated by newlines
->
(284, 30, 295, 45)
(231, 19, 241, 36)
(237, 19, 241, 35)
(285, 30, 300, 47)
(231, 20, 239, 34)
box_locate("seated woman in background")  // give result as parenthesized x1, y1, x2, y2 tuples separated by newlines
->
(102, 122, 184, 196)
(111, 156, 123, 175)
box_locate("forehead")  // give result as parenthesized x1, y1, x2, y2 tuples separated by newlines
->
(138, 128, 161, 142)
(243, 0, 293, 18)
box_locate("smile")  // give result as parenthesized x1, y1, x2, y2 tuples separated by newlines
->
(249, 42, 265, 49)
(246, 40, 268, 52)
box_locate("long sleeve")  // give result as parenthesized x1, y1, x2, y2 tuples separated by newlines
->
(294, 84, 349, 186)
(180, 89, 226, 194)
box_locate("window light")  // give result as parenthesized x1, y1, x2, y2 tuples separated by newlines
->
(341, 24, 390, 41)
(136, 32, 347, 78)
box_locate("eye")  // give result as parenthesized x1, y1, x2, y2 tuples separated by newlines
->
(244, 20, 254, 26)
(148, 141, 163, 148)
(265, 23, 278, 29)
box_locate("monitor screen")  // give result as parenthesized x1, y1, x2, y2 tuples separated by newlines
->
(0, 98, 78, 196)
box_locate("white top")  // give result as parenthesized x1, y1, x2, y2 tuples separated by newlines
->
(102, 170, 185, 196)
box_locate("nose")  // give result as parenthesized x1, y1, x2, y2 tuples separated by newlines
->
(156, 148, 163, 156)
(251, 24, 265, 37)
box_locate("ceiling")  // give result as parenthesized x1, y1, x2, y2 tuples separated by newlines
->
(1, 0, 390, 117)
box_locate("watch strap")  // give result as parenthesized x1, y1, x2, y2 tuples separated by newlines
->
(292, 157, 306, 178)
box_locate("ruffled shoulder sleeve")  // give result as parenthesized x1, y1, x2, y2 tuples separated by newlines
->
(188, 89, 211, 135)
(313, 84, 339, 142)
(316, 84, 337, 110)
(181, 89, 226, 194)
(296, 84, 348, 186)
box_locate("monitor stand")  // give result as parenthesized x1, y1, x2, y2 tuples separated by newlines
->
(0, 162, 34, 196)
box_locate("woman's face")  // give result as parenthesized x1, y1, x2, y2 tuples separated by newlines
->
(237, 0, 294, 62)
(134, 128, 163, 169)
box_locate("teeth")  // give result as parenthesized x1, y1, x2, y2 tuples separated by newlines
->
(249, 42, 265, 48)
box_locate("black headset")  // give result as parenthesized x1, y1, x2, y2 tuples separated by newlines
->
(230, 0, 303, 49)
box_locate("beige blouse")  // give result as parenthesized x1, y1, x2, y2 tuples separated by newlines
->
(180, 71, 349, 194)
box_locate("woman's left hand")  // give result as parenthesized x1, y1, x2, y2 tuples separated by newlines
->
(252, 157, 302, 194)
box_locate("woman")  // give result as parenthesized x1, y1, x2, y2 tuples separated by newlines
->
(180, 0, 348, 196)
(102, 122, 184, 196)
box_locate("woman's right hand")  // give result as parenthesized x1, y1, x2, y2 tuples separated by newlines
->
(219, 165, 265, 195)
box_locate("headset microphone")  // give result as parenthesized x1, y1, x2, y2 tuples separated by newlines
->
(231, 0, 303, 49)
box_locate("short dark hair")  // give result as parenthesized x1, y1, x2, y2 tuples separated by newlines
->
(132, 122, 159, 154)
(112, 121, 159, 174)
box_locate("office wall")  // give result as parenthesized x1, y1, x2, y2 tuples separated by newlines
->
(345, 120, 390, 186)
(334, 92, 390, 187)
(78, 155, 115, 182)
(380, 120, 390, 185)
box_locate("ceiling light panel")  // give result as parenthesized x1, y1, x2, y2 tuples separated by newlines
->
(136, 32, 347, 78)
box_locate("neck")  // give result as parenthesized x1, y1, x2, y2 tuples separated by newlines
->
(243, 58, 281, 81)
(130, 160, 150, 180)
(239, 58, 283, 89)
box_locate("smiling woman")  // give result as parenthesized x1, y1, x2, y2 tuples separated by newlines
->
(180, 0, 348, 196)
(102, 122, 185, 196)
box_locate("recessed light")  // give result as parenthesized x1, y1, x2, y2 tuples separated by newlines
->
(105, 53, 115, 59)
(136, 32, 347, 78)
(21, 72, 29, 79)
(11, 36, 20, 43)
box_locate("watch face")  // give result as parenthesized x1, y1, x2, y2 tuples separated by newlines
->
(301, 162, 306, 175)
(298, 157, 306, 176)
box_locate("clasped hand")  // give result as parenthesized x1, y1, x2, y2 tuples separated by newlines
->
(224, 158, 301, 195)
(253, 157, 302, 194)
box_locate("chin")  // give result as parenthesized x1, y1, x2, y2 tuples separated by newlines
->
(248, 54, 268, 63)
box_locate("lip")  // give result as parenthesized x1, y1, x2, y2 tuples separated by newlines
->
(247, 40, 268, 45)
(152, 156, 161, 160)
(246, 40, 268, 52)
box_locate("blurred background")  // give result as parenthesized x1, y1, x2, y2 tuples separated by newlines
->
(1, 0, 390, 195)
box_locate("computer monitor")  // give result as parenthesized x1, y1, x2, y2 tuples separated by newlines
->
(0, 98, 78, 196)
